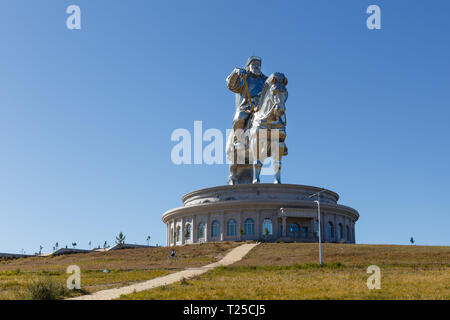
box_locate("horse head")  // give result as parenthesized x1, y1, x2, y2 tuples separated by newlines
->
(252, 72, 288, 125)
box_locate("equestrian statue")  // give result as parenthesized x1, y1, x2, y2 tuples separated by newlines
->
(225, 56, 288, 185)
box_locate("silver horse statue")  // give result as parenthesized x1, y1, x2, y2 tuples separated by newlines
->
(226, 72, 288, 184)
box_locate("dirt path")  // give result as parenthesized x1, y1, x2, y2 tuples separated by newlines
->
(68, 242, 259, 300)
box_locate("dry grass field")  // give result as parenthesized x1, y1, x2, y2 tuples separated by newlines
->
(1, 242, 448, 300)
(120, 243, 450, 300)
(233, 243, 450, 266)
(0, 242, 240, 299)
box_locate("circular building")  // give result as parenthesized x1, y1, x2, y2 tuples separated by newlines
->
(162, 184, 359, 246)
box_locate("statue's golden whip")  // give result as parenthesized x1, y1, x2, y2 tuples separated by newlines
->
(242, 74, 254, 113)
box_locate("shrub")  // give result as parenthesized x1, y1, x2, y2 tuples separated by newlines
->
(180, 277, 190, 286)
(23, 278, 70, 300)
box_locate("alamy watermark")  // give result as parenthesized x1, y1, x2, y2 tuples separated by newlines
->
(170, 121, 280, 175)
(64, 4, 380, 31)
(367, 5, 381, 30)
(63, 5, 381, 31)
(66, 265, 81, 290)
(366, 265, 381, 290)
(66, 5, 81, 30)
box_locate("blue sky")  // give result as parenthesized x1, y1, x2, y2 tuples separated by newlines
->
(0, 1, 449, 254)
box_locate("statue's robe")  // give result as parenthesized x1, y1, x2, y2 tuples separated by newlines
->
(226, 69, 267, 129)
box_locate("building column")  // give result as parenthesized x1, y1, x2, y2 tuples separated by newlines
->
(220, 211, 225, 241)
(168, 220, 172, 246)
(352, 222, 355, 243)
(273, 214, 279, 239)
(206, 213, 211, 242)
(174, 220, 177, 246)
(320, 214, 325, 242)
(238, 211, 243, 241)
(334, 214, 337, 242)
(171, 219, 175, 246)
(314, 219, 319, 242)
(309, 218, 315, 241)
(343, 217, 347, 242)
(345, 217, 350, 243)
(181, 217, 185, 245)
(192, 215, 197, 243)
(166, 223, 169, 246)
(282, 216, 287, 237)
(256, 211, 261, 240)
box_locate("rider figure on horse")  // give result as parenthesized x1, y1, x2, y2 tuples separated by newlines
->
(226, 56, 267, 147)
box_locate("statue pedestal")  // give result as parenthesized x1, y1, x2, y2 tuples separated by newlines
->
(162, 184, 359, 246)
(228, 164, 253, 185)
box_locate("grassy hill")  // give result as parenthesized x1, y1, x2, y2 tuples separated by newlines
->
(1, 242, 448, 300)
(121, 243, 450, 300)
(0, 242, 239, 299)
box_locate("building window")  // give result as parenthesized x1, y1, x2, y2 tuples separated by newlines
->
(262, 218, 273, 236)
(176, 226, 181, 242)
(346, 225, 350, 241)
(288, 223, 299, 238)
(227, 219, 237, 236)
(186, 224, 191, 240)
(338, 223, 343, 241)
(327, 221, 334, 239)
(198, 222, 205, 240)
(244, 218, 255, 235)
(301, 227, 308, 239)
(211, 220, 220, 238)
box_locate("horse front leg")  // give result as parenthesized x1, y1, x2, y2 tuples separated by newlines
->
(228, 163, 237, 185)
(253, 161, 262, 184)
(273, 160, 282, 184)
(250, 130, 262, 184)
(273, 139, 285, 184)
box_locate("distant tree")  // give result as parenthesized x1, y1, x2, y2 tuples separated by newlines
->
(103, 241, 108, 249)
(55, 242, 59, 250)
(116, 232, 126, 247)
(146, 236, 151, 246)
(72, 242, 77, 248)
(410, 237, 415, 245)
(39, 245, 43, 255)
(88, 241, 92, 249)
